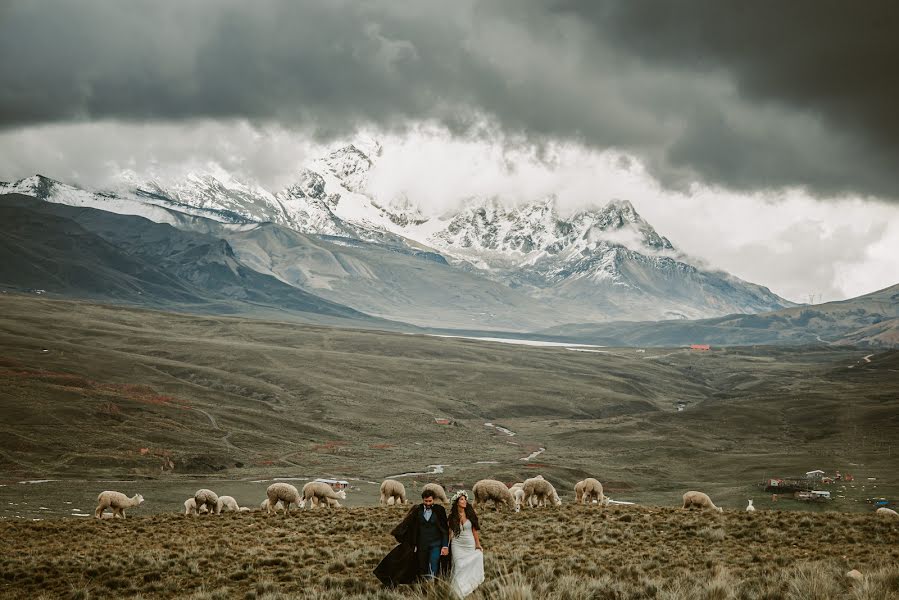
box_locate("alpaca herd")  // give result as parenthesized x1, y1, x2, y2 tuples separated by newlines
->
(93, 478, 896, 519)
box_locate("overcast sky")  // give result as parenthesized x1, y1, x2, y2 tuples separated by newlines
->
(1, 0, 897, 303)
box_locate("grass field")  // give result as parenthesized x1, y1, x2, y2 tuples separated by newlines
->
(1, 293, 898, 597)
(1, 505, 898, 599)
(1, 293, 897, 515)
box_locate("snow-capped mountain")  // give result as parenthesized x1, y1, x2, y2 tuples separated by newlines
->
(0, 174, 251, 225)
(431, 196, 675, 268)
(1, 142, 794, 325)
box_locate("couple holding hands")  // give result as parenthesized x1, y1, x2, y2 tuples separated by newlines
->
(374, 488, 485, 598)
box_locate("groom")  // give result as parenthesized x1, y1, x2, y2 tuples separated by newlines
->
(413, 489, 450, 578)
(374, 489, 450, 585)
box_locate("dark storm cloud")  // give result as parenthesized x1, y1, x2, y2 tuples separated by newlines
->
(546, 0, 899, 197)
(1, 0, 897, 200)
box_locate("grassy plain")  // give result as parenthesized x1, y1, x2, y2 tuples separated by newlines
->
(0, 292, 897, 515)
(1, 293, 899, 598)
(1, 505, 898, 599)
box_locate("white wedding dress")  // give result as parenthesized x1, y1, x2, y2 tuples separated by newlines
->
(450, 520, 484, 598)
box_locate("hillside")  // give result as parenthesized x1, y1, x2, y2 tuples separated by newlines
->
(0, 194, 389, 327)
(538, 283, 899, 348)
(1, 294, 895, 510)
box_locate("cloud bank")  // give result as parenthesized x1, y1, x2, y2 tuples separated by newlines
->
(1, 0, 897, 201)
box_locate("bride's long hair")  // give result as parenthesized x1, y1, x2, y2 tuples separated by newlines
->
(448, 494, 480, 535)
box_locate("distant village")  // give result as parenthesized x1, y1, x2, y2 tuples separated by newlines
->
(764, 469, 891, 508)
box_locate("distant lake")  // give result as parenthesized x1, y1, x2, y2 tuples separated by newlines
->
(427, 334, 605, 349)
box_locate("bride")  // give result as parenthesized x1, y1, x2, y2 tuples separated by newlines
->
(447, 490, 485, 598)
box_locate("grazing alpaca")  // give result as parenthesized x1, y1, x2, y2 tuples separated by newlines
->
(95, 491, 144, 519)
(379, 479, 407, 506)
(472, 479, 517, 512)
(193, 489, 219, 515)
(523, 477, 561, 508)
(682, 491, 723, 513)
(575, 478, 607, 506)
(265, 483, 306, 513)
(302, 481, 347, 508)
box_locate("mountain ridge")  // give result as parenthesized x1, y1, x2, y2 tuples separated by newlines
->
(1, 143, 795, 324)
(0, 194, 389, 326)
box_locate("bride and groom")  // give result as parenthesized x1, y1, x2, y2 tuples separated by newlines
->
(374, 488, 485, 598)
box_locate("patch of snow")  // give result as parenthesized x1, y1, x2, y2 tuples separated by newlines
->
(18, 480, 56, 484)
(485, 423, 517, 436)
(387, 465, 446, 478)
(520, 448, 546, 461)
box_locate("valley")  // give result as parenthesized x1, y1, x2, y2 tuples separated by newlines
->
(1, 294, 896, 517)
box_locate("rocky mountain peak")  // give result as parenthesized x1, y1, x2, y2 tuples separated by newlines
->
(1, 174, 58, 200)
(284, 169, 327, 201)
(570, 199, 674, 253)
(322, 144, 373, 193)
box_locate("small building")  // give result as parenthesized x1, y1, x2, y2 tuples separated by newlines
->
(805, 469, 825, 479)
(434, 417, 455, 426)
(690, 344, 710, 351)
(795, 490, 831, 502)
(764, 477, 813, 493)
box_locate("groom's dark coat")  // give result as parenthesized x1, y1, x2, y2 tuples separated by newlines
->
(373, 503, 451, 586)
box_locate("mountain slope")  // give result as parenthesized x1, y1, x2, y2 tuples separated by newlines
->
(2, 141, 795, 325)
(0, 194, 377, 323)
(220, 222, 586, 330)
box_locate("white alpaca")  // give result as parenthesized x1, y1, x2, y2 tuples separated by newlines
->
(302, 481, 347, 508)
(194, 489, 219, 515)
(215, 495, 241, 514)
(522, 477, 561, 508)
(265, 483, 306, 513)
(261, 498, 285, 512)
(512, 487, 525, 512)
(746, 499, 755, 512)
(682, 491, 723, 513)
(183, 497, 209, 516)
(472, 479, 517, 511)
(95, 491, 144, 519)
(575, 478, 607, 506)
(379, 479, 407, 506)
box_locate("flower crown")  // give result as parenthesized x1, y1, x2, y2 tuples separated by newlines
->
(451, 490, 469, 503)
